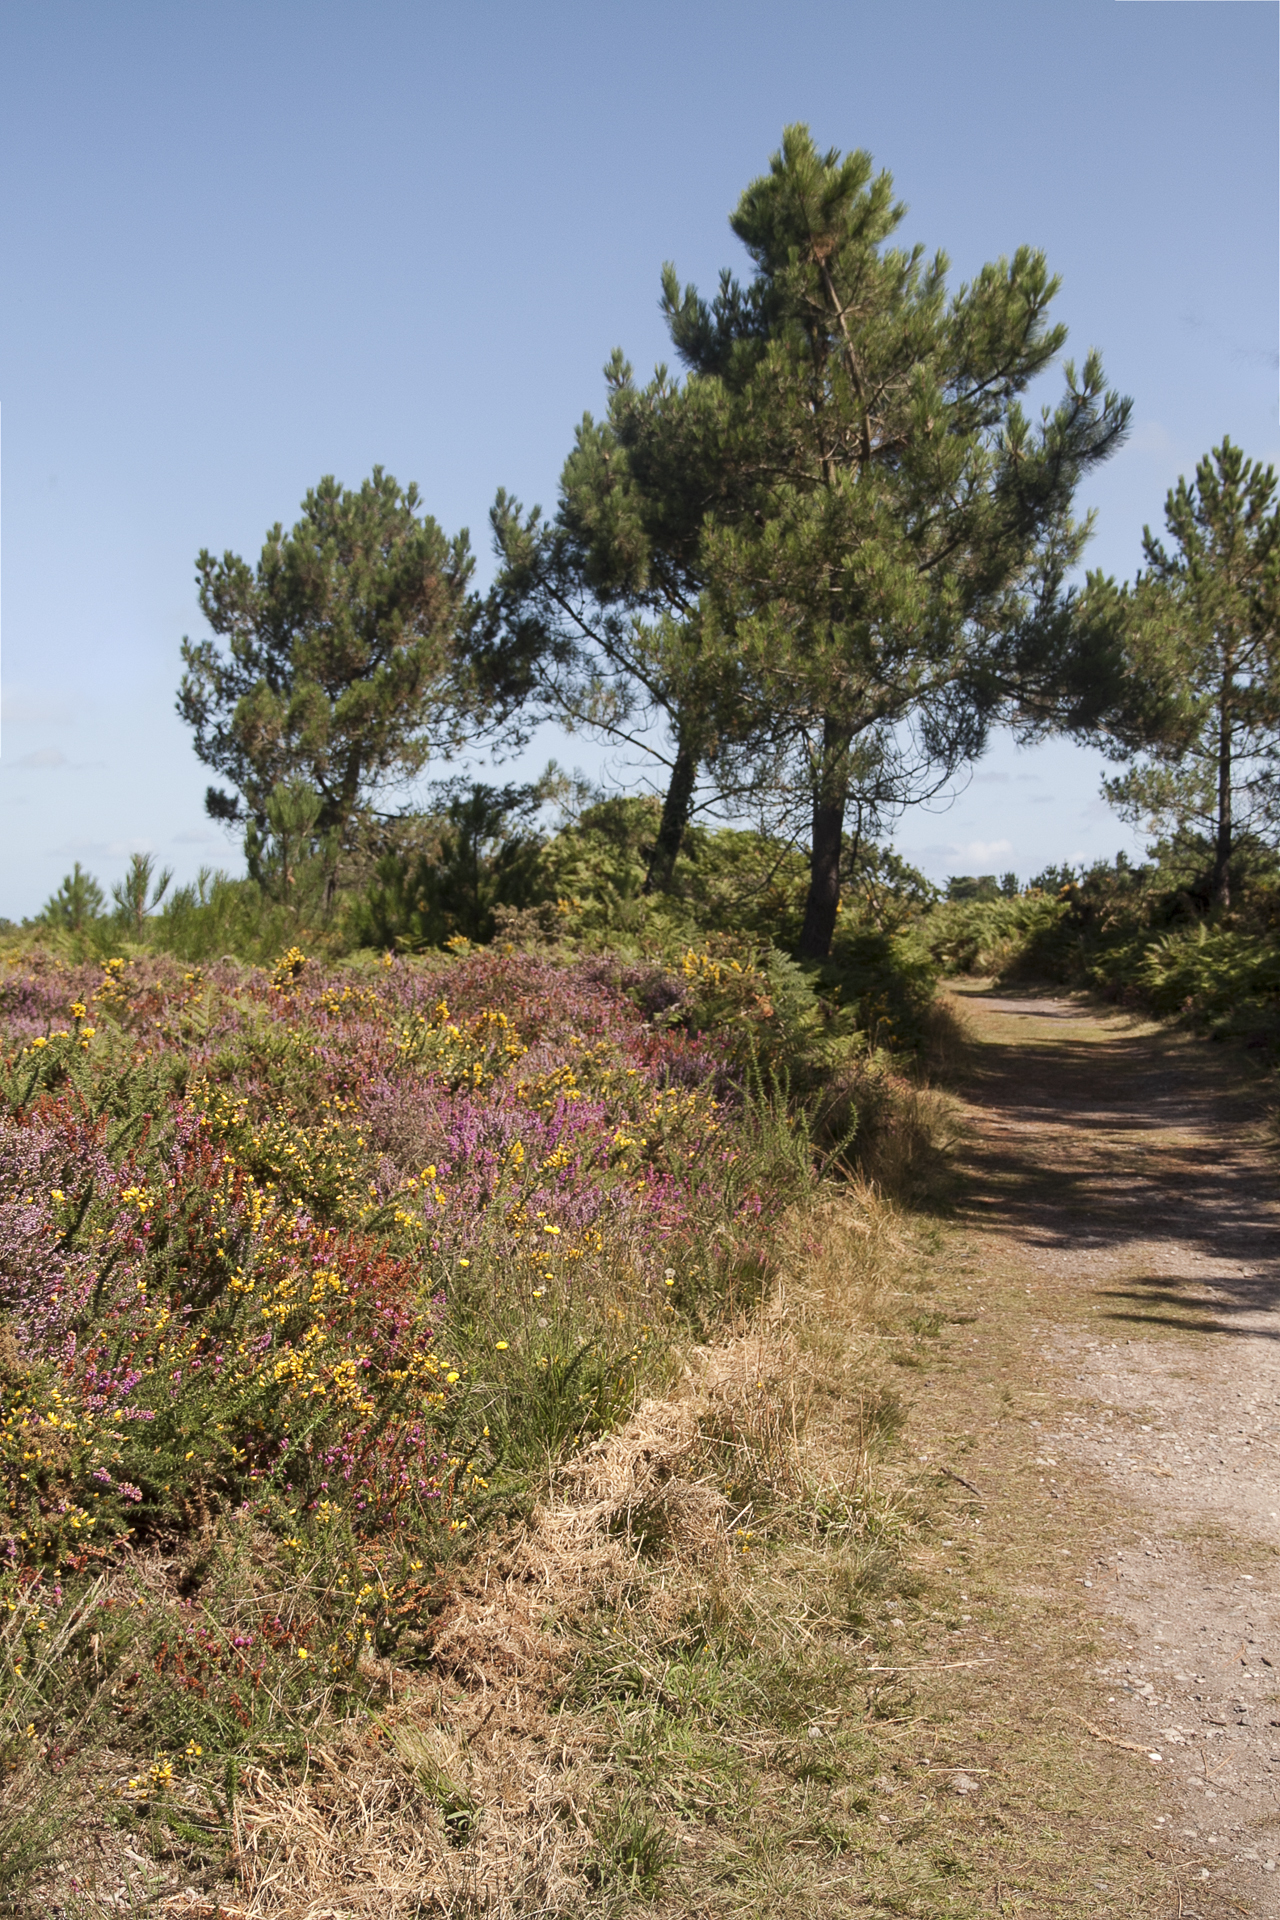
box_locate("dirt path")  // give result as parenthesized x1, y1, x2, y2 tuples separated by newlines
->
(939, 982, 1280, 1915)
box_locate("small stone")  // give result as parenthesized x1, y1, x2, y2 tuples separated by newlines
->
(953, 1772, 979, 1795)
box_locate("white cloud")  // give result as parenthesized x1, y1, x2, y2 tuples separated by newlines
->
(908, 836, 1016, 866)
(1, 689, 80, 725)
(1128, 418, 1177, 457)
(15, 747, 70, 770)
(951, 838, 1013, 863)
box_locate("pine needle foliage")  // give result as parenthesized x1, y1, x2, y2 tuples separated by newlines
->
(1100, 439, 1280, 909)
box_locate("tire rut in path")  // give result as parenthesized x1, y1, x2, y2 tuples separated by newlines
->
(950, 982, 1280, 1914)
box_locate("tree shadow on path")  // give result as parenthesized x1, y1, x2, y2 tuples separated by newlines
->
(951, 985, 1280, 1338)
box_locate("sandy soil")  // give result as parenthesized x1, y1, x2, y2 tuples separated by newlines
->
(950, 983, 1280, 1916)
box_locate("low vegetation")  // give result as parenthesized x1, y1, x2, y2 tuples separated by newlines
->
(0, 915, 964, 1913)
(7, 838, 1273, 1912)
(927, 837, 1280, 1059)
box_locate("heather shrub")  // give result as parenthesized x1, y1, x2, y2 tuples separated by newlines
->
(0, 848, 965, 1908)
(0, 944, 808, 1562)
(0, 941, 830, 1855)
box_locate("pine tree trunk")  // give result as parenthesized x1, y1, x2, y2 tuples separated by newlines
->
(1212, 668, 1232, 911)
(644, 732, 699, 894)
(797, 718, 852, 960)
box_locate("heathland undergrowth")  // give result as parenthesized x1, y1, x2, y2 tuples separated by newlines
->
(0, 937, 956, 1914)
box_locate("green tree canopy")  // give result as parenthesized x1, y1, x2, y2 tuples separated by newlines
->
(486, 351, 758, 894)
(1101, 439, 1280, 909)
(178, 469, 476, 852)
(41, 862, 106, 932)
(665, 126, 1131, 956)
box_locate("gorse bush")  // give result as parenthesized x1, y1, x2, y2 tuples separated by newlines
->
(1, 938, 852, 1882)
(1, 946, 808, 1578)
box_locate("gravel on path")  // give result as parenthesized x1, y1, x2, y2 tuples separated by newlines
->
(952, 984, 1280, 1916)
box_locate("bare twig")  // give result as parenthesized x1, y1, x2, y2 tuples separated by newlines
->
(862, 1658, 999, 1674)
(943, 1466, 986, 1498)
(1073, 1715, 1154, 1758)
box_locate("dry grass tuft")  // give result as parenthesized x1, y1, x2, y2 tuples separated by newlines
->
(217, 1186, 909, 1918)
(229, 1714, 589, 1918)
(541, 1401, 731, 1572)
(855, 1079, 964, 1200)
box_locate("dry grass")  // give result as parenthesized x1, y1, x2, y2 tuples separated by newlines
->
(25, 1190, 903, 1919)
(132, 1187, 928, 1920)
(860, 1080, 960, 1196)
(17, 1171, 1188, 1918)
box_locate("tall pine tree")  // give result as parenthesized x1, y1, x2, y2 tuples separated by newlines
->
(1102, 440, 1280, 908)
(487, 353, 757, 893)
(667, 126, 1130, 956)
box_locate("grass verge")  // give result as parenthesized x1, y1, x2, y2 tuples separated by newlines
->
(16, 1179, 1193, 1919)
(4, 956, 1201, 1917)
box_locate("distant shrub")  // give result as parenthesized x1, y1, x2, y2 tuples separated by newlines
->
(920, 837, 1280, 1055)
(924, 892, 1066, 978)
(40, 862, 106, 933)
(943, 873, 1009, 902)
(1131, 925, 1280, 1019)
(150, 868, 327, 967)
(351, 782, 548, 952)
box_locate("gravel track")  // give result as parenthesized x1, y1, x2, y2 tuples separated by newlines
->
(953, 984, 1280, 1916)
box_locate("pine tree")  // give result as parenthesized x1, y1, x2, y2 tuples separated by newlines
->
(665, 127, 1130, 957)
(178, 470, 475, 854)
(1102, 440, 1280, 909)
(487, 353, 755, 894)
(111, 852, 173, 936)
(41, 862, 106, 932)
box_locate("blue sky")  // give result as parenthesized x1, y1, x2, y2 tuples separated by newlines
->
(1, 0, 1276, 915)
